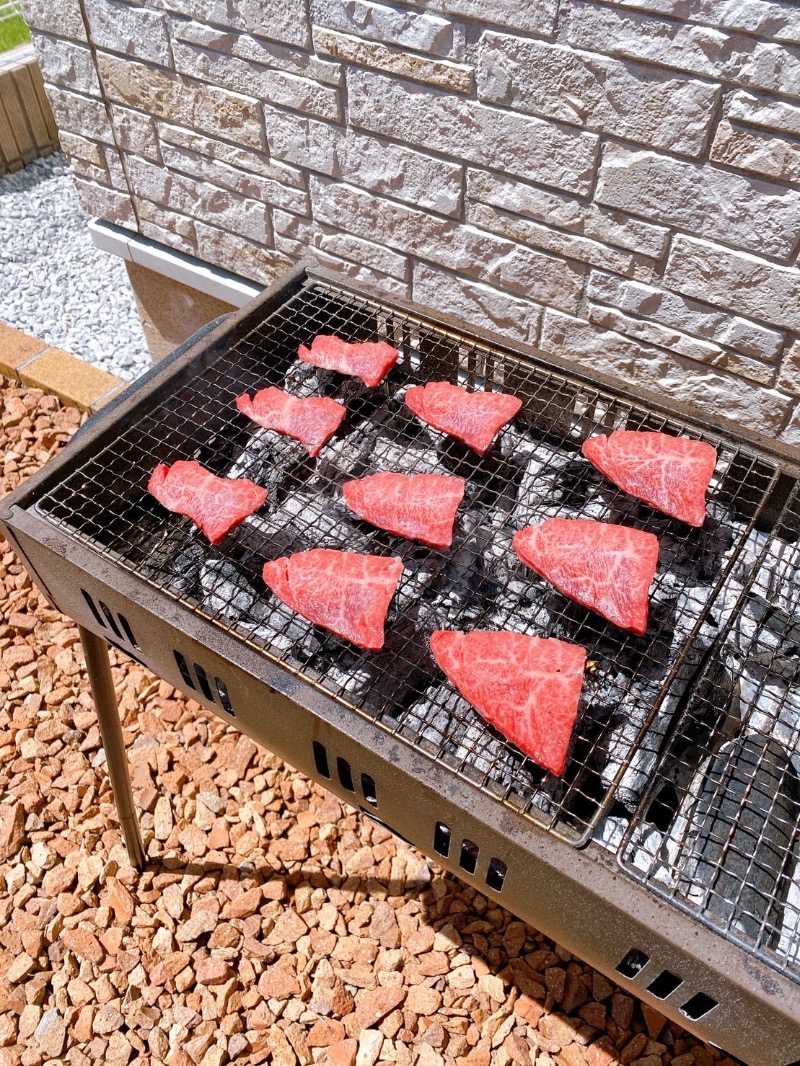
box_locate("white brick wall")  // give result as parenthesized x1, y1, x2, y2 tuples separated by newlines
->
(20, 0, 800, 443)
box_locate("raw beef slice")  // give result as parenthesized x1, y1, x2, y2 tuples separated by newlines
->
(582, 429, 717, 527)
(342, 472, 466, 549)
(298, 334, 398, 387)
(513, 518, 659, 636)
(405, 381, 522, 455)
(430, 630, 587, 776)
(148, 460, 268, 545)
(262, 549, 403, 651)
(236, 386, 346, 457)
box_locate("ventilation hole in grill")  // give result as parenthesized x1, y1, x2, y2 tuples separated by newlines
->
(117, 613, 140, 650)
(361, 773, 377, 807)
(680, 992, 717, 1020)
(433, 821, 451, 856)
(783, 1060, 800, 1066)
(173, 650, 195, 690)
(313, 741, 331, 779)
(647, 970, 683, 999)
(194, 663, 215, 703)
(337, 757, 355, 792)
(215, 677, 235, 716)
(98, 600, 123, 640)
(459, 839, 479, 874)
(616, 949, 650, 978)
(81, 589, 107, 629)
(485, 858, 507, 892)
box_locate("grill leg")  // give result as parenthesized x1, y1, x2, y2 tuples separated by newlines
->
(78, 626, 146, 870)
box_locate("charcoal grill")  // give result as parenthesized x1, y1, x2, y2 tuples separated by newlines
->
(2, 263, 799, 1064)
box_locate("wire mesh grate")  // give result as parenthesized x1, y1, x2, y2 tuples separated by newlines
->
(620, 483, 800, 980)
(35, 279, 781, 844)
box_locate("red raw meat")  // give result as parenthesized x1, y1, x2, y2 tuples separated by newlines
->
(342, 472, 466, 549)
(430, 630, 586, 776)
(262, 549, 403, 651)
(513, 518, 659, 636)
(236, 386, 346, 458)
(148, 460, 267, 545)
(298, 334, 398, 387)
(405, 381, 522, 455)
(582, 429, 717, 527)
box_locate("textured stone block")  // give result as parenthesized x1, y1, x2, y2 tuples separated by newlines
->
(136, 199, 197, 251)
(665, 236, 800, 332)
(586, 305, 774, 384)
(96, 53, 263, 149)
(728, 90, 800, 136)
(83, 0, 173, 67)
(586, 271, 785, 363)
(478, 33, 719, 156)
(540, 309, 791, 434)
(596, 143, 800, 258)
(778, 341, 800, 398)
(146, 0, 311, 46)
(310, 176, 584, 313)
(172, 40, 340, 121)
(157, 122, 304, 186)
(412, 262, 541, 346)
(110, 105, 162, 162)
(19, 0, 87, 40)
(19, 348, 121, 412)
(125, 155, 271, 243)
(312, 248, 410, 299)
(418, 0, 558, 35)
(0, 323, 47, 379)
(313, 27, 473, 92)
(317, 232, 408, 279)
(44, 86, 115, 142)
(779, 406, 800, 447)
(195, 221, 291, 284)
(31, 37, 102, 96)
(564, 1, 800, 97)
(310, 0, 462, 59)
(58, 131, 105, 167)
(266, 107, 463, 216)
(172, 23, 339, 85)
(711, 119, 800, 184)
(609, 0, 800, 43)
(468, 169, 666, 259)
(347, 68, 599, 196)
(159, 143, 310, 214)
(466, 202, 636, 276)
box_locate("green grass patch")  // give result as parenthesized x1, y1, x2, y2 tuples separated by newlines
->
(0, 14, 30, 54)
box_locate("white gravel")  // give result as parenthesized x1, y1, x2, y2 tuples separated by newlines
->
(0, 153, 149, 381)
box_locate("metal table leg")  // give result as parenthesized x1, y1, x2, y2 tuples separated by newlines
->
(78, 626, 146, 869)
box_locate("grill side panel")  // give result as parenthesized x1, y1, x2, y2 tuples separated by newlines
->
(6, 514, 800, 1066)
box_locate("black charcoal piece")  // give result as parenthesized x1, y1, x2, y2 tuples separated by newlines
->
(679, 733, 800, 949)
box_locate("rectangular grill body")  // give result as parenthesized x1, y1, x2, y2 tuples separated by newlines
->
(2, 265, 800, 1065)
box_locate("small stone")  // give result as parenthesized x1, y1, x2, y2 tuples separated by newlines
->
(611, 993, 634, 1031)
(641, 1003, 666, 1040)
(328, 1039, 358, 1066)
(153, 796, 173, 840)
(34, 1009, 66, 1058)
(355, 1029, 383, 1066)
(224, 886, 262, 918)
(448, 964, 476, 989)
(258, 964, 301, 1000)
(405, 985, 442, 1015)
(196, 957, 232, 985)
(478, 974, 506, 1001)
(8, 953, 36, 984)
(106, 878, 135, 926)
(0, 803, 25, 861)
(307, 1018, 346, 1047)
(354, 986, 405, 1029)
(93, 1003, 124, 1034)
(62, 927, 104, 963)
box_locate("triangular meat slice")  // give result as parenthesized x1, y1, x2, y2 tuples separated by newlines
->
(236, 386, 346, 458)
(513, 518, 659, 636)
(342, 472, 466, 549)
(262, 549, 403, 651)
(298, 334, 398, 387)
(430, 630, 587, 776)
(405, 381, 522, 455)
(148, 460, 267, 545)
(582, 429, 717, 527)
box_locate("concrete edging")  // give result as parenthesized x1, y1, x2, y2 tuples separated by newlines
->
(0, 321, 126, 412)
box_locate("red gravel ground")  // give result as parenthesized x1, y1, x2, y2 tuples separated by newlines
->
(0, 382, 745, 1066)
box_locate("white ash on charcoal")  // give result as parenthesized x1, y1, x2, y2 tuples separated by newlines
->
(738, 668, 800, 776)
(318, 417, 451, 482)
(139, 534, 207, 594)
(397, 681, 554, 807)
(198, 559, 322, 658)
(776, 871, 800, 972)
(226, 425, 309, 489)
(243, 486, 374, 558)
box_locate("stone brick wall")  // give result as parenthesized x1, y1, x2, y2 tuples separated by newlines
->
(21, 0, 800, 442)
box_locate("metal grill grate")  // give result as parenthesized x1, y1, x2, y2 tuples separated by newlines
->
(36, 279, 780, 844)
(620, 484, 800, 979)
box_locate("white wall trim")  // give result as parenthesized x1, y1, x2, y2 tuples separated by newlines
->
(88, 219, 263, 308)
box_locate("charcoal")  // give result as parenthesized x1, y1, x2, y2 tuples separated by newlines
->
(777, 865, 800, 970)
(739, 667, 800, 775)
(225, 426, 308, 490)
(673, 734, 800, 949)
(244, 488, 374, 557)
(140, 535, 205, 594)
(320, 421, 448, 482)
(199, 560, 322, 658)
